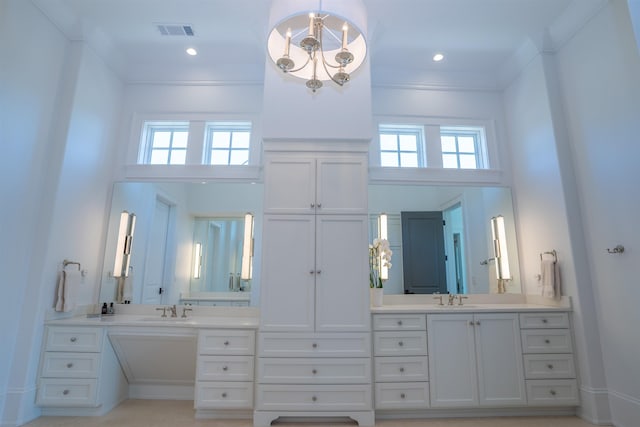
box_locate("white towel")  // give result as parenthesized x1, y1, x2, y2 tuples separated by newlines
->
(540, 259, 561, 299)
(55, 267, 81, 312)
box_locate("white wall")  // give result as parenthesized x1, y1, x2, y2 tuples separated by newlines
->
(554, 1, 640, 425)
(0, 2, 124, 424)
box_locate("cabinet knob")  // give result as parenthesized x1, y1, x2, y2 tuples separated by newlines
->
(66, 363, 73, 369)
(223, 340, 230, 346)
(312, 396, 317, 402)
(399, 367, 405, 373)
(549, 390, 557, 396)
(547, 364, 554, 370)
(400, 393, 406, 399)
(221, 392, 227, 398)
(475, 321, 481, 325)
(544, 339, 551, 344)
(468, 321, 474, 326)
(398, 341, 404, 347)
(222, 366, 228, 371)
(310, 203, 315, 208)
(70, 337, 77, 343)
(312, 369, 317, 375)
(316, 270, 321, 275)
(542, 318, 548, 324)
(397, 320, 403, 326)
(310, 270, 315, 275)
(312, 343, 318, 348)
(62, 389, 69, 396)
(317, 203, 322, 209)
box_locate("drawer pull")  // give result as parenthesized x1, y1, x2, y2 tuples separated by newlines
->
(542, 318, 548, 324)
(399, 367, 405, 373)
(62, 389, 69, 396)
(549, 389, 557, 396)
(312, 396, 317, 402)
(547, 364, 554, 370)
(545, 339, 551, 344)
(66, 363, 74, 369)
(400, 393, 406, 399)
(312, 343, 318, 348)
(70, 337, 77, 343)
(398, 341, 404, 347)
(221, 392, 227, 398)
(312, 369, 317, 375)
(397, 320, 403, 326)
(222, 366, 228, 371)
(223, 340, 230, 346)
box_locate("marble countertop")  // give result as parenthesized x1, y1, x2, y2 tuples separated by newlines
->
(371, 303, 571, 314)
(45, 313, 259, 329)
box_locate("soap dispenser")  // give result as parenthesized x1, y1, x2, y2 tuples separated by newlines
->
(101, 302, 108, 315)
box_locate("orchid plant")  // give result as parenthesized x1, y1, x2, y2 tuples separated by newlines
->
(369, 238, 392, 288)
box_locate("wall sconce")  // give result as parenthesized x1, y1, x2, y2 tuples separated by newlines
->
(241, 213, 254, 280)
(113, 211, 136, 278)
(193, 242, 202, 279)
(378, 213, 388, 281)
(490, 215, 510, 293)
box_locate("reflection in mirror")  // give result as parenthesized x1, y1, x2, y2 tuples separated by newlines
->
(368, 185, 521, 295)
(99, 182, 263, 306)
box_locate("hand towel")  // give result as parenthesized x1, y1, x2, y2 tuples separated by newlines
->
(540, 259, 561, 299)
(55, 267, 81, 312)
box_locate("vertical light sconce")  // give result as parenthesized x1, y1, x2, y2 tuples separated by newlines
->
(193, 242, 202, 279)
(113, 211, 136, 278)
(490, 215, 510, 292)
(378, 213, 388, 281)
(241, 213, 254, 280)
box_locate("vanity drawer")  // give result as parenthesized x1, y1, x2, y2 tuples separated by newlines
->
(40, 352, 100, 378)
(520, 313, 569, 329)
(197, 355, 254, 382)
(521, 329, 573, 354)
(256, 384, 372, 411)
(373, 331, 427, 356)
(374, 382, 430, 409)
(373, 314, 426, 331)
(258, 357, 371, 384)
(36, 378, 98, 407)
(526, 379, 579, 406)
(524, 354, 576, 379)
(198, 329, 255, 355)
(258, 333, 370, 357)
(45, 326, 103, 353)
(374, 356, 429, 382)
(196, 381, 253, 409)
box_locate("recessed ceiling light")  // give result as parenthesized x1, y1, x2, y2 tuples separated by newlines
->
(433, 53, 444, 62)
(186, 47, 198, 56)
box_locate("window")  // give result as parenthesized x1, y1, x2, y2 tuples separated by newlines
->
(141, 122, 189, 165)
(441, 127, 486, 169)
(204, 122, 251, 165)
(379, 125, 424, 167)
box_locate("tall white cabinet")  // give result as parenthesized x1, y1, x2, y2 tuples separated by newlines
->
(255, 142, 373, 426)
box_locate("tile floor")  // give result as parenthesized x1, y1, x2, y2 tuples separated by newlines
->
(24, 400, 600, 427)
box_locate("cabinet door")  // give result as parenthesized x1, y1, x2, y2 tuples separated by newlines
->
(263, 157, 316, 214)
(315, 157, 368, 214)
(427, 314, 478, 407)
(260, 215, 315, 331)
(474, 313, 526, 406)
(315, 215, 370, 332)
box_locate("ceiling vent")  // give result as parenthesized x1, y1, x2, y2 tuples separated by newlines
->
(156, 24, 195, 36)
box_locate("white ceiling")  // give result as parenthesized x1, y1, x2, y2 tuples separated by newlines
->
(33, 0, 600, 89)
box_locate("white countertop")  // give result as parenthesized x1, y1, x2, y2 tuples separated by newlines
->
(371, 303, 570, 314)
(45, 313, 259, 329)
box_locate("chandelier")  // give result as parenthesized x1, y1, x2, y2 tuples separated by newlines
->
(267, 11, 367, 92)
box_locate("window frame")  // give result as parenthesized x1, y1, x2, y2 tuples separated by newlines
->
(140, 121, 190, 165)
(203, 121, 252, 166)
(378, 124, 426, 168)
(440, 126, 488, 170)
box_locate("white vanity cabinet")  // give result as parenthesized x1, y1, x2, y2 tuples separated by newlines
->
(427, 312, 526, 408)
(263, 153, 368, 215)
(372, 314, 429, 410)
(255, 145, 373, 426)
(195, 329, 256, 415)
(36, 325, 127, 416)
(520, 312, 579, 406)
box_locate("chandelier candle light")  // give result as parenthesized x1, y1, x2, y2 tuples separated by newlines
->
(268, 8, 367, 92)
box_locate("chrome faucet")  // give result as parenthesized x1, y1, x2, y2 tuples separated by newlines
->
(433, 293, 444, 306)
(447, 294, 456, 306)
(155, 306, 167, 317)
(181, 306, 193, 318)
(457, 295, 469, 306)
(169, 304, 177, 318)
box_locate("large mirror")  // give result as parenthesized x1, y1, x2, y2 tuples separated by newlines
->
(368, 184, 521, 295)
(99, 182, 263, 307)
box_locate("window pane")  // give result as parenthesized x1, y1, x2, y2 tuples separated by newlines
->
(150, 150, 169, 165)
(459, 154, 477, 169)
(152, 132, 171, 148)
(380, 152, 399, 167)
(210, 150, 229, 165)
(400, 152, 418, 167)
(441, 135, 456, 152)
(398, 134, 417, 151)
(232, 132, 250, 148)
(172, 131, 188, 148)
(380, 134, 398, 151)
(458, 136, 476, 153)
(442, 154, 458, 168)
(211, 132, 231, 148)
(230, 151, 249, 165)
(169, 149, 186, 165)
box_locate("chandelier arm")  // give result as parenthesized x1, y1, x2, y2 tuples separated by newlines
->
(318, 31, 341, 69)
(286, 55, 312, 74)
(319, 54, 345, 86)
